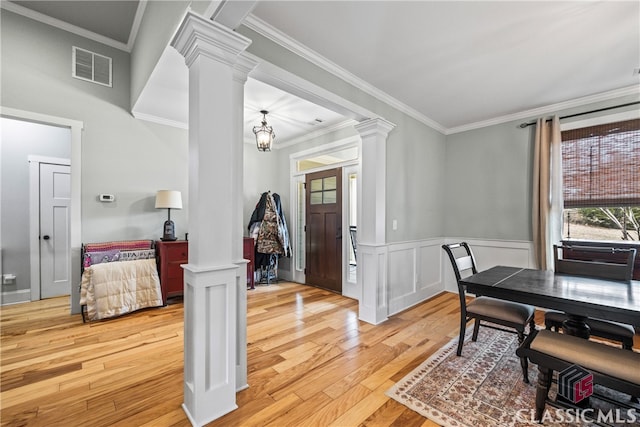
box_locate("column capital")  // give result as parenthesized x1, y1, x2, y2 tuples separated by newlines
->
(172, 12, 252, 68)
(354, 118, 396, 139)
(233, 53, 259, 84)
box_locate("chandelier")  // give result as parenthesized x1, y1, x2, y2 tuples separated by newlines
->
(253, 110, 275, 152)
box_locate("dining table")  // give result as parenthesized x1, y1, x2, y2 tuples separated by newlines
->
(460, 266, 640, 338)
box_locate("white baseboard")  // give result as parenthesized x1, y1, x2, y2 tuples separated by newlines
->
(1, 289, 31, 306)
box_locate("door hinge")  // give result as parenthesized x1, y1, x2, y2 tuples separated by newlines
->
(304, 268, 306, 274)
(304, 225, 307, 232)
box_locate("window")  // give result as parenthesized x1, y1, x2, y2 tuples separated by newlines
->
(561, 118, 640, 241)
(309, 176, 337, 205)
(296, 147, 358, 172)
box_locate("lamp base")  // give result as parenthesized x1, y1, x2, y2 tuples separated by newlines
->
(162, 220, 177, 241)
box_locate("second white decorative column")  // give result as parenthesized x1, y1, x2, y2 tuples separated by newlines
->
(172, 12, 254, 426)
(355, 118, 395, 325)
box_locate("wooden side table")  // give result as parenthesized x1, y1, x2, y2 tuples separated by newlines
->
(244, 237, 255, 289)
(156, 240, 188, 304)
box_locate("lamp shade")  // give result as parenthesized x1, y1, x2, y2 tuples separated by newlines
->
(155, 190, 182, 209)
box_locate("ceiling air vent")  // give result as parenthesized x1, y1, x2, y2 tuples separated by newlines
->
(72, 46, 112, 87)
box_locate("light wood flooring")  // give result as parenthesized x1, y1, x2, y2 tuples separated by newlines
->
(3, 282, 630, 426)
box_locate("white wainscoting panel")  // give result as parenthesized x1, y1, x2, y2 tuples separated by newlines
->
(358, 243, 388, 324)
(387, 239, 445, 316)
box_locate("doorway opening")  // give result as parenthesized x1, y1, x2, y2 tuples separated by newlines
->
(290, 137, 360, 298)
(1, 109, 82, 312)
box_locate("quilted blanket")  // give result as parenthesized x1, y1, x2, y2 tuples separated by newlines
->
(80, 259, 163, 321)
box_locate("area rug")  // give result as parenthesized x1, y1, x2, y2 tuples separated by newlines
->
(386, 326, 639, 427)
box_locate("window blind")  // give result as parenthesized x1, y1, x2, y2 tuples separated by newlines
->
(561, 118, 640, 208)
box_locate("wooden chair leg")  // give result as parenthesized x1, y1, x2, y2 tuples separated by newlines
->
(471, 319, 481, 342)
(517, 330, 529, 383)
(535, 366, 552, 422)
(457, 316, 467, 356)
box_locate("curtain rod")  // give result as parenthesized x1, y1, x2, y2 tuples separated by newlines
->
(518, 101, 640, 128)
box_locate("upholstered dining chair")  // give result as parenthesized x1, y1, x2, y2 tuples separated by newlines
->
(545, 245, 637, 350)
(442, 242, 537, 383)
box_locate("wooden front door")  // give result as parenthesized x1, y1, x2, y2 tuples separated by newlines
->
(305, 168, 342, 293)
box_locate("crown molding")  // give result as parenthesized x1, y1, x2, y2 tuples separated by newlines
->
(127, 0, 147, 51)
(243, 14, 447, 135)
(0, 0, 145, 52)
(445, 85, 640, 135)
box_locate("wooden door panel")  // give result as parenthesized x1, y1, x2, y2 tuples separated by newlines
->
(305, 168, 342, 293)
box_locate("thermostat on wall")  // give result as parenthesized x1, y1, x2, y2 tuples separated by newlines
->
(99, 194, 115, 202)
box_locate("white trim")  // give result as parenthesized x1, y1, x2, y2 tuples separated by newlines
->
(269, 119, 358, 150)
(1, 107, 83, 314)
(27, 156, 70, 166)
(290, 136, 360, 167)
(342, 164, 359, 300)
(132, 111, 189, 129)
(28, 160, 40, 301)
(127, 0, 148, 50)
(447, 85, 640, 135)
(561, 109, 640, 131)
(290, 175, 306, 284)
(0, 1, 131, 52)
(0, 289, 31, 306)
(244, 14, 447, 135)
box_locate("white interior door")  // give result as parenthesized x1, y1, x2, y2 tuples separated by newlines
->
(40, 163, 71, 298)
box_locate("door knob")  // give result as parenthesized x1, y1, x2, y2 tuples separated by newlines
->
(43, 235, 50, 240)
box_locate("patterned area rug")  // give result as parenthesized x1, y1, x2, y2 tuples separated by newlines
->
(386, 326, 639, 427)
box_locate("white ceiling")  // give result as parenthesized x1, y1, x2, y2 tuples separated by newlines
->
(6, 0, 640, 141)
(248, 0, 640, 132)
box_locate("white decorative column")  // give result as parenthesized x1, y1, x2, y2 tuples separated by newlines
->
(232, 54, 257, 393)
(355, 118, 395, 325)
(171, 13, 253, 426)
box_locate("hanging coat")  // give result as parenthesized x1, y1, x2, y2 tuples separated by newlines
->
(248, 191, 292, 269)
(272, 193, 292, 258)
(256, 193, 285, 255)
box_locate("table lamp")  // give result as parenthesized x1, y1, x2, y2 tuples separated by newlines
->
(155, 190, 182, 241)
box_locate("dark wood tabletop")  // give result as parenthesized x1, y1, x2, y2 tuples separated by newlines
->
(460, 266, 640, 328)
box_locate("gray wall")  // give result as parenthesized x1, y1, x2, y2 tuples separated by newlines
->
(444, 121, 533, 241)
(443, 95, 640, 241)
(0, 118, 71, 292)
(1, 11, 189, 296)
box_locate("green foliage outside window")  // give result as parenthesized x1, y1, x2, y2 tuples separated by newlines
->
(571, 207, 640, 240)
